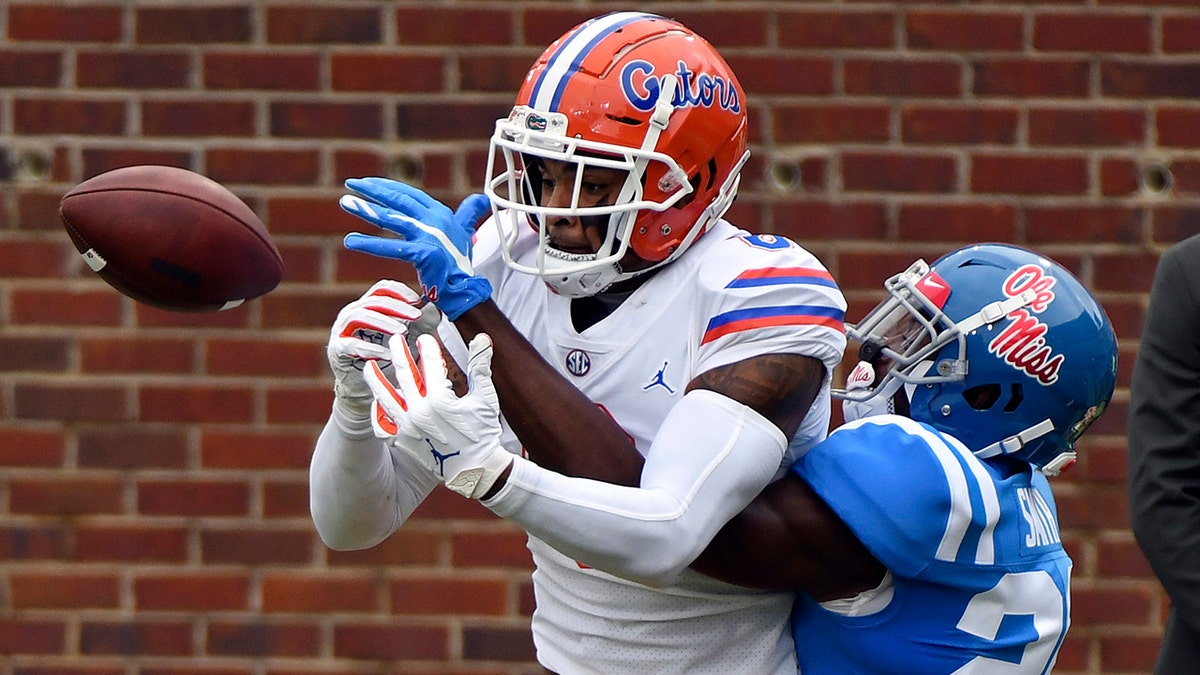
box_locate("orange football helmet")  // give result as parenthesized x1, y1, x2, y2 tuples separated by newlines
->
(485, 11, 750, 296)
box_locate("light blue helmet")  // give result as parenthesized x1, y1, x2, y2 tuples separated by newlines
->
(835, 243, 1117, 474)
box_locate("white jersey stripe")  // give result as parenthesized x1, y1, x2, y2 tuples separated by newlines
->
(955, 434, 1001, 564)
(530, 11, 657, 111)
(898, 417, 1002, 565)
(926, 440, 973, 562)
(880, 417, 973, 563)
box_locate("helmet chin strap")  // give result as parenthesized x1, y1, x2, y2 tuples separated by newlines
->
(977, 417, 1078, 475)
(975, 419, 1055, 458)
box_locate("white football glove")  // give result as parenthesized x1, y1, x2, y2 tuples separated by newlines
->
(326, 280, 441, 420)
(840, 360, 905, 424)
(363, 332, 512, 499)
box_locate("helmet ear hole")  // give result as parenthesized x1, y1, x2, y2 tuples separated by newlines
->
(1002, 384, 1024, 412)
(673, 173, 700, 210)
(669, 161, 714, 213)
(961, 383, 1025, 412)
(963, 384, 1001, 411)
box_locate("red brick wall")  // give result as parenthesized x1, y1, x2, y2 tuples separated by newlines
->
(0, 2, 1191, 673)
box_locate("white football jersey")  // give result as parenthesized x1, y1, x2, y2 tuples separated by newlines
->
(438, 215, 847, 674)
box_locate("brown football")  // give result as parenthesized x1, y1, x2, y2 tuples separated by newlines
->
(59, 165, 284, 311)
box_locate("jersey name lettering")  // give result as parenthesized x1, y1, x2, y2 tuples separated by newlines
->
(1017, 487, 1061, 548)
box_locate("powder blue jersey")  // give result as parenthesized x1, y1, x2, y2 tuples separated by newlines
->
(791, 415, 1071, 674)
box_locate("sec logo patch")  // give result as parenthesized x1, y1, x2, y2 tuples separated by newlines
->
(565, 349, 591, 377)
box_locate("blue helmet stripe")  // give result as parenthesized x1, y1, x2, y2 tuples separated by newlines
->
(530, 12, 658, 112)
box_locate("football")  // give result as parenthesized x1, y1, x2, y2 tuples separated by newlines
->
(59, 165, 284, 311)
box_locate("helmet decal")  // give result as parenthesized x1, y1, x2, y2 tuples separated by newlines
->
(1003, 264, 1057, 312)
(1068, 400, 1107, 441)
(988, 309, 1064, 385)
(914, 270, 951, 309)
(987, 265, 1064, 385)
(524, 113, 549, 131)
(621, 60, 742, 113)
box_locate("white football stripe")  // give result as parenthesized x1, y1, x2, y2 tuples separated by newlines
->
(958, 435, 1001, 564)
(859, 416, 1003, 566)
(901, 418, 1001, 565)
(919, 424, 974, 563)
(530, 11, 656, 111)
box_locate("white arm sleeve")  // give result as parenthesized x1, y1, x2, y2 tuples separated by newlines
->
(483, 389, 787, 587)
(309, 403, 439, 550)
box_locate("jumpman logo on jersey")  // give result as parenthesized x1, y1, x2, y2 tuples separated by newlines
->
(643, 361, 676, 394)
(426, 438, 460, 477)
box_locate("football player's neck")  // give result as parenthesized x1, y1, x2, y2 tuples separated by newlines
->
(568, 256, 667, 331)
(569, 272, 652, 332)
(607, 265, 657, 294)
(571, 292, 626, 332)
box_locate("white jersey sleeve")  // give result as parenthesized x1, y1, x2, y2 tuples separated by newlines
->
(690, 231, 846, 378)
(690, 228, 847, 462)
(309, 403, 439, 550)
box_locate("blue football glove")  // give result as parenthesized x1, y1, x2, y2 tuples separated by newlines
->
(340, 177, 493, 320)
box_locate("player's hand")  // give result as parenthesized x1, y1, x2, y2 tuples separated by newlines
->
(363, 332, 512, 499)
(840, 360, 903, 424)
(348, 177, 488, 257)
(327, 280, 433, 419)
(340, 177, 493, 321)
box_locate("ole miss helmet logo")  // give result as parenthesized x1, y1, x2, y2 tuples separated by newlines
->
(988, 264, 1064, 385)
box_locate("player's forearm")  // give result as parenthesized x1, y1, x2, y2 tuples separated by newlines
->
(454, 299, 645, 485)
(690, 472, 886, 599)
